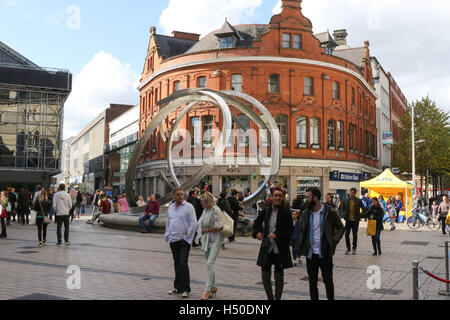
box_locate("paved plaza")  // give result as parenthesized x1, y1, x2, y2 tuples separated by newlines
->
(1, 209, 449, 301)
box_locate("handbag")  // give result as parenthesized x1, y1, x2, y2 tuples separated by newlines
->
(221, 210, 234, 238)
(38, 200, 52, 225)
(366, 219, 377, 237)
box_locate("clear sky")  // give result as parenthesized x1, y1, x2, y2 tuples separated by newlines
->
(1, 0, 449, 138)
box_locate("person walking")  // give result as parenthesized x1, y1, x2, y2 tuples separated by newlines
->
(325, 193, 336, 210)
(48, 189, 55, 221)
(438, 196, 449, 235)
(33, 189, 51, 247)
(79, 193, 87, 217)
(91, 190, 101, 215)
(139, 195, 160, 233)
(431, 200, 439, 218)
(187, 189, 203, 247)
(7, 187, 16, 225)
(298, 187, 345, 301)
(17, 187, 31, 225)
(217, 191, 233, 249)
(0, 190, 8, 238)
(387, 197, 397, 231)
(196, 192, 224, 300)
(341, 188, 366, 255)
(394, 195, 403, 222)
(363, 197, 384, 256)
(53, 184, 73, 246)
(227, 190, 242, 243)
(165, 187, 197, 298)
(253, 187, 294, 300)
(291, 209, 302, 266)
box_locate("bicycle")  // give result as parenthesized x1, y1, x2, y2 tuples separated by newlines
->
(407, 207, 441, 231)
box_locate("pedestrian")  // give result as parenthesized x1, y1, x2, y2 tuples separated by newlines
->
(238, 194, 251, 236)
(79, 193, 87, 217)
(196, 192, 224, 300)
(335, 195, 342, 214)
(227, 190, 242, 244)
(363, 197, 384, 256)
(325, 193, 336, 210)
(253, 187, 294, 300)
(291, 194, 304, 211)
(68, 188, 78, 222)
(91, 190, 101, 215)
(438, 196, 449, 235)
(431, 200, 439, 218)
(32, 185, 42, 205)
(361, 193, 371, 209)
(166, 187, 197, 298)
(291, 209, 302, 266)
(187, 189, 203, 247)
(118, 193, 129, 213)
(136, 195, 146, 207)
(378, 195, 387, 215)
(298, 187, 345, 300)
(217, 191, 233, 249)
(387, 197, 397, 231)
(53, 184, 72, 246)
(394, 195, 403, 222)
(139, 194, 160, 233)
(341, 188, 366, 255)
(7, 187, 16, 225)
(0, 190, 8, 238)
(33, 188, 51, 247)
(17, 187, 31, 225)
(87, 194, 111, 224)
(48, 189, 55, 221)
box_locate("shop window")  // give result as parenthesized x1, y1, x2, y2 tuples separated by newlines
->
(296, 116, 307, 148)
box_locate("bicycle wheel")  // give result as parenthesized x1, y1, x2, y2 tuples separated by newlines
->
(407, 216, 420, 230)
(427, 218, 441, 231)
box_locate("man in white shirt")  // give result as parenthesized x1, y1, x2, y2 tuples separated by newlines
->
(165, 187, 197, 298)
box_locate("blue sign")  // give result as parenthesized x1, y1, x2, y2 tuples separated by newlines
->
(330, 171, 371, 182)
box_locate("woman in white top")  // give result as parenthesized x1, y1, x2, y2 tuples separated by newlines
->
(197, 192, 224, 300)
(136, 195, 146, 207)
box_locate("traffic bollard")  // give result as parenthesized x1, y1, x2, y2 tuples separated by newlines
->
(438, 241, 450, 296)
(412, 260, 419, 300)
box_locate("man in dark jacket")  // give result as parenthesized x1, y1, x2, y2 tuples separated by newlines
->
(298, 187, 344, 300)
(340, 188, 366, 255)
(227, 190, 242, 243)
(17, 188, 31, 225)
(186, 189, 203, 247)
(253, 187, 293, 300)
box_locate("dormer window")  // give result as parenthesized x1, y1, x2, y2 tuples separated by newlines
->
(220, 36, 233, 49)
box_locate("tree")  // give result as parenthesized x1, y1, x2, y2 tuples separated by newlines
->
(393, 96, 450, 194)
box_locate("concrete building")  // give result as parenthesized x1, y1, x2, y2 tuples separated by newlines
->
(371, 57, 392, 170)
(68, 104, 134, 193)
(136, 0, 381, 199)
(106, 104, 139, 195)
(0, 41, 72, 190)
(51, 137, 74, 189)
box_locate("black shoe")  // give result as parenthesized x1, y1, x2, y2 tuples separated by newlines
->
(192, 242, 199, 248)
(373, 252, 377, 256)
(378, 251, 382, 255)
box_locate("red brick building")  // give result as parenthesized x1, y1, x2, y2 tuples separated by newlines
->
(136, 0, 380, 199)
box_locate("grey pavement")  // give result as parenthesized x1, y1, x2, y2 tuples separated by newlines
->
(1, 212, 449, 301)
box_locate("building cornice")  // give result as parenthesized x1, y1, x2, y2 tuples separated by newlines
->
(139, 56, 377, 97)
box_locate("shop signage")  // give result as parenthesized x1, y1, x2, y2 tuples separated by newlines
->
(382, 131, 393, 145)
(330, 171, 371, 182)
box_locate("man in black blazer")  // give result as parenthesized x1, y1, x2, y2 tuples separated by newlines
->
(340, 188, 366, 255)
(253, 187, 294, 300)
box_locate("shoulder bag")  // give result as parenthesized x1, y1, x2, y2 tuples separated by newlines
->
(38, 200, 52, 225)
(221, 209, 234, 238)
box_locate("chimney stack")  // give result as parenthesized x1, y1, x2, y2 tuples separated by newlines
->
(171, 31, 200, 42)
(333, 29, 348, 46)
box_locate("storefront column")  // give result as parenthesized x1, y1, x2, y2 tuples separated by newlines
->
(212, 175, 220, 197)
(289, 175, 297, 198)
(322, 169, 330, 198)
(250, 176, 259, 194)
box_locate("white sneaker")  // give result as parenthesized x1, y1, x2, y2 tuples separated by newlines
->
(168, 289, 180, 295)
(181, 292, 190, 298)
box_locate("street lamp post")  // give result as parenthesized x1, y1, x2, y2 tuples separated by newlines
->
(411, 103, 425, 196)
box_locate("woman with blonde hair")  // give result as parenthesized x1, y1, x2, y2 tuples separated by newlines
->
(33, 189, 51, 247)
(196, 192, 224, 300)
(136, 195, 146, 207)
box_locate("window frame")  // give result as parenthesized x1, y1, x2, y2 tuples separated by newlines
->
(197, 76, 207, 88)
(304, 77, 314, 96)
(202, 115, 214, 147)
(190, 117, 201, 148)
(296, 116, 308, 148)
(333, 81, 340, 100)
(293, 34, 302, 49)
(220, 36, 233, 49)
(282, 33, 291, 48)
(337, 120, 345, 151)
(231, 74, 242, 92)
(310, 117, 321, 149)
(268, 74, 280, 93)
(327, 119, 336, 151)
(173, 81, 181, 92)
(276, 115, 288, 148)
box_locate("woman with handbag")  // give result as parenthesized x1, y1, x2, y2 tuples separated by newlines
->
(196, 192, 225, 300)
(363, 197, 384, 256)
(33, 189, 51, 247)
(0, 190, 9, 238)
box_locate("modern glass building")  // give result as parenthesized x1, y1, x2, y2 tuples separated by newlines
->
(0, 41, 72, 190)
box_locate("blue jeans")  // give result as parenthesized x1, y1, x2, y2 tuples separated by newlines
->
(139, 214, 158, 232)
(48, 206, 54, 220)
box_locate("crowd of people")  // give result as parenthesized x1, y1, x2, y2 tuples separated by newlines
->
(1, 181, 449, 301)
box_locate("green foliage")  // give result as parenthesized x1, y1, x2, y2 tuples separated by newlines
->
(393, 96, 450, 181)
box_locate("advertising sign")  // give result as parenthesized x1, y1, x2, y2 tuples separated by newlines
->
(382, 131, 393, 145)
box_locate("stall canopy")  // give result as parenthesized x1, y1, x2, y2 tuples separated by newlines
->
(360, 169, 413, 217)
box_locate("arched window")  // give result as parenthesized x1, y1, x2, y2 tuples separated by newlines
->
(310, 118, 320, 149)
(296, 116, 307, 148)
(327, 120, 336, 150)
(276, 115, 288, 147)
(337, 121, 344, 150)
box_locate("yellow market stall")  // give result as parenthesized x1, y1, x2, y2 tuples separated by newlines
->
(360, 169, 413, 218)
